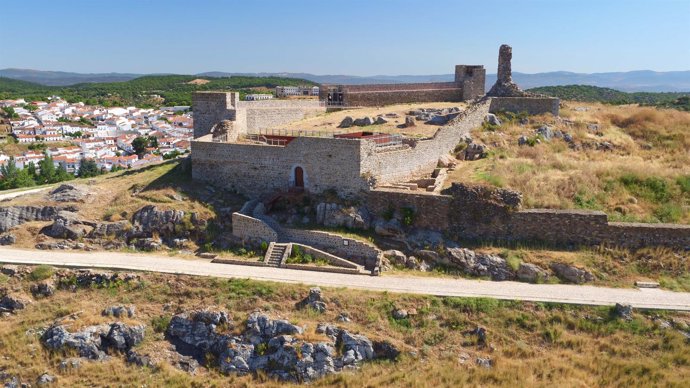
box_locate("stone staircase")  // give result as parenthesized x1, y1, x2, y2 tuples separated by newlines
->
(264, 242, 290, 267)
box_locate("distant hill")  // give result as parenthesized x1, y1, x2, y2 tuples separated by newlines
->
(4, 68, 690, 92)
(0, 68, 143, 86)
(0, 75, 317, 107)
(527, 85, 690, 111)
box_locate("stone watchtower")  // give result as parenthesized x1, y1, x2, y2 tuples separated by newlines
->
(454, 65, 486, 100)
(192, 92, 242, 138)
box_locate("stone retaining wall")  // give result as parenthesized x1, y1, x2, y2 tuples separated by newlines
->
(292, 243, 361, 270)
(231, 213, 278, 242)
(282, 228, 380, 267)
(489, 97, 559, 116)
(366, 189, 452, 230)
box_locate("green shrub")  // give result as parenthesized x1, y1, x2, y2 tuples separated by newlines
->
(654, 204, 683, 223)
(442, 297, 500, 314)
(28, 265, 54, 281)
(676, 175, 690, 194)
(401, 207, 415, 226)
(151, 315, 171, 333)
(619, 174, 671, 203)
(260, 241, 269, 254)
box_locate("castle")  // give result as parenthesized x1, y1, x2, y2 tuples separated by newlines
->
(189, 45, 688, 260)
(191, 45, 558, 197)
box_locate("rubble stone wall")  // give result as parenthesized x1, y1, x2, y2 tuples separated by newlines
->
(489, 97, 559, 116)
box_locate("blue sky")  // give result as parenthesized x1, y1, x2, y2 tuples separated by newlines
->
(1, 0, 688, 75)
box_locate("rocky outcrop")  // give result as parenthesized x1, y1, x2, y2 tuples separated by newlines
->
(44, 211, 95, 240)
(89, 221, 131, 238)
(131, 205, 186, 236)
(48, 184, 89, 202)
(30, 281, 55, 298)
(446, 248, 514, 281)
(316, 203, 370, 229)
(613, 303, 633, 321)
(0, 206, 67, 233)
(296, 287, 327, 313)
(516, 263, 548, 283)
(55, 269, 140, 289)
(550, 262, 595, 284)
(41, 322, 145, 360)
(0, 293, 31, 313)
(165, 310, 397, 382)
(0, 234, 16, 245)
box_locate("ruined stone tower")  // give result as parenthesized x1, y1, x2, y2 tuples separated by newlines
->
(487, 44, 529, 97)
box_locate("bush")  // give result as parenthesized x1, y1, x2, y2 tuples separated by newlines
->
(151, 315, 171, 333)
(28, 265, 54, 281)
(677, 176, 690, 194)
(654, 204, 683, 223)
(401, 207, 415, 226)
(619, 174, 671, 203)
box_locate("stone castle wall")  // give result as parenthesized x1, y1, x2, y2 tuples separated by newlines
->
(489, 97, 560, 116)
(365, 183, 690, 249)
(192, 136, 368, 197)
(193, 92, 326, 138)
(366, 189, 452, 230)
(359, 100, 491, 185)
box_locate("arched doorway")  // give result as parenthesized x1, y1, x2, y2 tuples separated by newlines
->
(293, 166, 304, 188)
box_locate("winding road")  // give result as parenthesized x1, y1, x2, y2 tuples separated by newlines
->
(1, 246, 689, 311)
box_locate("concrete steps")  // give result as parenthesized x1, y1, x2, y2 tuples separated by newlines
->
(265, 242, 289, 267)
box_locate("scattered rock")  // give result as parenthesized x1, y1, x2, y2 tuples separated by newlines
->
(0, 293, 31, 312)
(392, 309, 408, 320)
(462, 143, 488, 161)
(485, 114, 501, 126)
(41, 322, 142, 360)
(0, 234, 16, 246)
(338, 116, 354, 128)
(296, 287, 327, 313)
(126, 350, 155, 368)
(446, 248, 514, 281)
(613, 303, 633, 321)
(58, 358, 81, 371)
(476, 357, 492, 368)
(30, 281, 56, 298)
(550, 262, 595, 284)
(336, 313, 351, 323)
(374, 116, 388, 125)
(536, 125, 554, 140)
(517, 135, 529, 146)
(437, 154, 457, 168)
(404, 116, 416, 127)
(316, 203, 370, 229)
(373, 219, 403, 237)
(516, 263, 548, 283)
(102, 305, 136, 318)
(36, 373, 55, 386)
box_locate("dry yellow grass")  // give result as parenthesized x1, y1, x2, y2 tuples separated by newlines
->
(447, 102, 690, 224)
(279, 102, 467, 137)
(0, 271, 689, 387)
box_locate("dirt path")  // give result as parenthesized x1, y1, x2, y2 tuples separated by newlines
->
(1, 246, 689, 310)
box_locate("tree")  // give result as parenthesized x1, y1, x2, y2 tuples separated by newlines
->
(132, 136, 148, 156)
(77, 158, 100, 178)
(0, 158, 36, 189)
(26, 162, 37, 179)
(55, 164, 73, 181)
(25, 104, 38, 112)
(38, 153, 57, 184)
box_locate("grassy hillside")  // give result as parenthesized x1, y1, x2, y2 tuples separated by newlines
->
(528, 85, 690, 111)
(0, 75, 318, 107)
(448, 102, 690, 225)
(0, 269, 689, 387)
